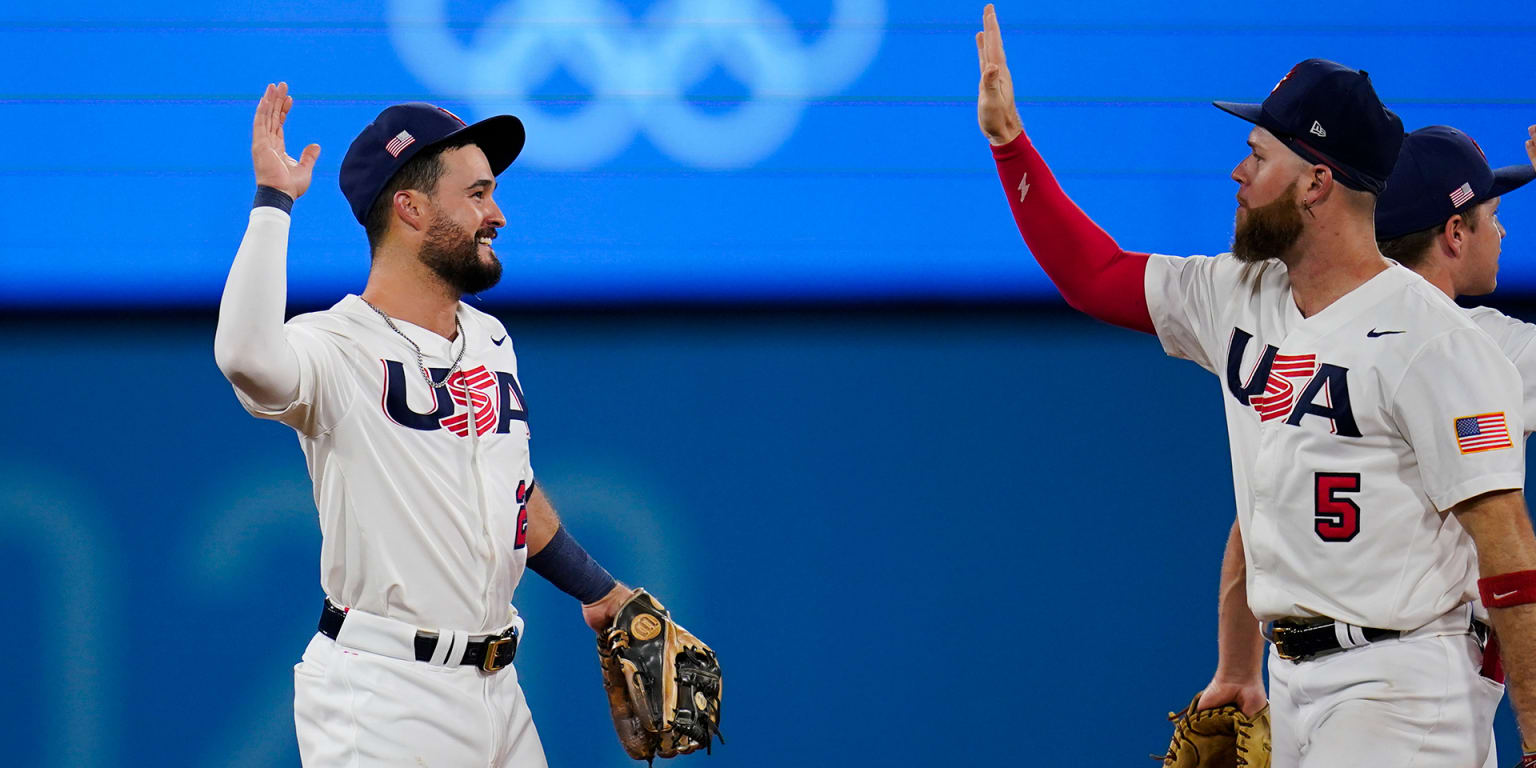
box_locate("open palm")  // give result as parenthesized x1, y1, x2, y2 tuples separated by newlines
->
(251, 82, 321, 199)
(975, 4, 1023, 146)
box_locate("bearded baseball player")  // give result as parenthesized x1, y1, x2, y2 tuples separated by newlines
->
(1196, 125, 1536, 767)
(212, 84, 721, 767)
(977, 5, 1536, 766)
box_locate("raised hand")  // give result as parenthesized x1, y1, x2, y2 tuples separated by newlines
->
(1526, 124, 1535, 170)
(975, 4, 1023, 146)
(251, 82, 321, 199)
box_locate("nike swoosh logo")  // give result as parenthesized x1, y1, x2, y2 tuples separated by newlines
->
(1494, 590, 1520, 600)
(1366, 329, 1405, 338)
(491, 335, 507, 346)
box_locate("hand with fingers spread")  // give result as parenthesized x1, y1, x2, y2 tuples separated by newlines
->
(251, 82, 321, 200)
(975, 4, 1023, 146)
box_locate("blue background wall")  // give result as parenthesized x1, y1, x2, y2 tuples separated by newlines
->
(0, 0, 1533, 306)
(3, 0, 1536, 765)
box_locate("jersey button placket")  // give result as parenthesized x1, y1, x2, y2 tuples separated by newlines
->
(460, 355, 499, 631)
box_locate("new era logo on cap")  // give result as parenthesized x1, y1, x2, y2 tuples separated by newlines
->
(1213, 59, 1403, 195)
(1449, 182, 1475, 207)
(385, 130, 415, 157)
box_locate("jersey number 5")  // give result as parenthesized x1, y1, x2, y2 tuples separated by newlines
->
(1314, 472, 1361, 542)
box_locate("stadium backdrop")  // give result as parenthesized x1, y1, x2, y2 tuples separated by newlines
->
(1, 1, 1534, 765)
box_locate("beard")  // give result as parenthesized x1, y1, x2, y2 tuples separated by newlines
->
(419, 212, 503, 295)
(1232, 181, 1305, 263)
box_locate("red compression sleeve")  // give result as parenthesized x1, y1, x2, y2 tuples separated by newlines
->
(991, 132, 1154, 334)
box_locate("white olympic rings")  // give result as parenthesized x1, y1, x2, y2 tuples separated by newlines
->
(387, 0, 885, 168)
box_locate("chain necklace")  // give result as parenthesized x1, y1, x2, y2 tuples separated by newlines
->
(360, 298, 466, 390)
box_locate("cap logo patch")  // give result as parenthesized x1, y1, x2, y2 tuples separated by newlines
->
(1450, 182, 1475, 207)
(1271, 67, 1297, 94)
(1468, 135, 1488, 162)
(1309, 121, 1327, 138)
(385, 130, 416, 157)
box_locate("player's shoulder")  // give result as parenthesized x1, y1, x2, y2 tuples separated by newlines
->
(1387, 268, 1482, 336)
(1148, 251, 1289, 294)
(1465, 304, 1534, 335)
(458, 301, 514, 346)
(1378, 274, 1519, 378)
(458, 301, 508, 333)
(1464, 304, 1536, 359)
(286, 295, 377, 339)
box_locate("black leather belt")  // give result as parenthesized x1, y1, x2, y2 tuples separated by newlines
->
(318, 600, 518, 672)
(1267, 617, 1398, 661)
(1267, 615, 1488, 662)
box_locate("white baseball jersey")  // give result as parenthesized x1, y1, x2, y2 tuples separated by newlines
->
(1147, 254, 1525, 630)
(234, 294, 534, 635)
(1468, 305, 1536, 434)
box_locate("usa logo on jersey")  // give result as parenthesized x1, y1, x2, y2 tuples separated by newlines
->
(1225, 328, 1361, 437)
(379, 359, 529, 435)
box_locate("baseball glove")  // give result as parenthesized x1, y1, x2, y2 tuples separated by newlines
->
(597, 589, 723, 763)
(1155, 692, 1270, 768)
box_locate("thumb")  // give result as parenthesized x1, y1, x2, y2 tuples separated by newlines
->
(982, 65, 999, 89)
(299, 143, 322, 169)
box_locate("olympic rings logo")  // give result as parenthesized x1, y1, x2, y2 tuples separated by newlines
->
(387, 0, 885, 169)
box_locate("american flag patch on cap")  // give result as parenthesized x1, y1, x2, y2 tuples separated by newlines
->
(385, 130, 415, 157)
(1455, 413, 1512, 454)
(1450, 182, 1475, 207)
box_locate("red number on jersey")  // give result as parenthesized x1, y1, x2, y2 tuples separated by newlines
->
(1314, 472, 1361, 542)
(514, 480, 529, 549)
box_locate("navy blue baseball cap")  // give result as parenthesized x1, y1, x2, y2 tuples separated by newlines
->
(1214, 59, 1403, 195)
(339, 103, 525, 225)
(1376, 125, 1536, 240)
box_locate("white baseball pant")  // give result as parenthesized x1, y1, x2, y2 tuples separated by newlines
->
(292, 610, 546, 768)
(1268, 607, 1503, 768)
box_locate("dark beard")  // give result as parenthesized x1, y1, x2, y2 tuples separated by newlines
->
(1232, 181, 1304, 263)
(419, 213, 502, 295)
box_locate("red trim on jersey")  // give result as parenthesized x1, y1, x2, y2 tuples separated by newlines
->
(1478, 569, 1536, 608)
(990, 132, 1153, 334)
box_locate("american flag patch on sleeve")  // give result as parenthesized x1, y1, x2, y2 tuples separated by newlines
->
(1455, 413, 1513, 454)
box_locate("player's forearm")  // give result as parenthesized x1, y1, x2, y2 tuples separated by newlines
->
(990, 132, 1153, 333)
(1492, 603, 1536, 743)
(525, 485, 618, 604)
(1213, 520, 1264, 681)
(214, 195, 301, 409)
(1456, 490, 1536, 741)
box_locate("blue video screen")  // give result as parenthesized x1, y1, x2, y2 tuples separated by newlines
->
(0, 1, 1532, 307)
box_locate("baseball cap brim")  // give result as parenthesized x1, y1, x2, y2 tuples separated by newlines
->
(439, 114, 526, 176)
(1212, 99, 1384, 194)
(1213, 100, 1265, 125)
(1491, 164, 1536, 198)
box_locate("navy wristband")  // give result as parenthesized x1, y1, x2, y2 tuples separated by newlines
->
(528, 526, 617, 604)
(253, 185, 294, 214)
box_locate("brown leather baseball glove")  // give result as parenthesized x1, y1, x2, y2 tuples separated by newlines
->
(1155, 692, 1270, 768)
(597, 590, 723, 763)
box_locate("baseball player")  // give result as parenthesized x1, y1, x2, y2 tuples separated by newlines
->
(976, 6, 1536, 766)
(1199, 124, 1536, 767)
(214, 83, 634, 767)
